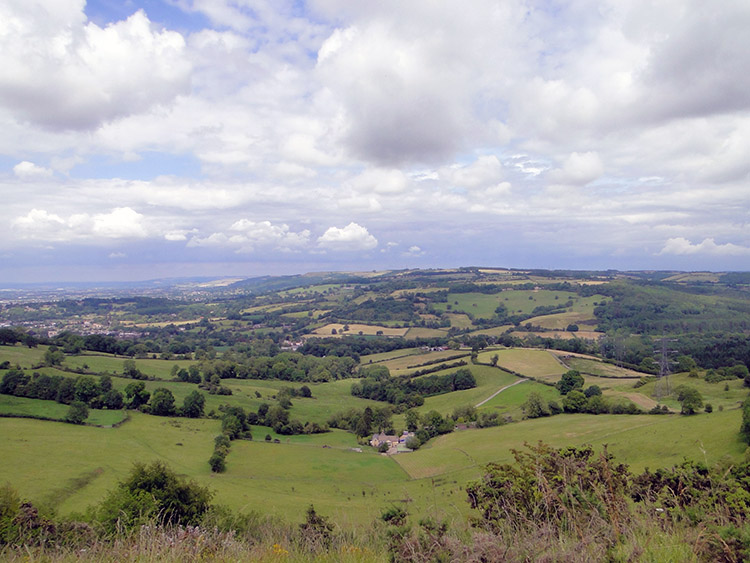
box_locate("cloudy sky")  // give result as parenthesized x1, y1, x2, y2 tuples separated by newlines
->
(1, 0, 749, 282)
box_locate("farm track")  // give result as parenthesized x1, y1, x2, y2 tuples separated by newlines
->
(475, 378, 528, 407)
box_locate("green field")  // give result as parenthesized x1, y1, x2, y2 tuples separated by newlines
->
(434, 289, 596, 319)
(558, 355, 645, 378)
(359, 348, 422, 364)
(404, 327, 450, 339)
(416, 365, 519, 413)
(478, 348, 566, 381)
(376, 350, 470, 375)
(1, 389, 747, 529)
(0, 394, 127, 426)
(394, 409, 746, 480)
(0, 344, 47, 368)
(635, 372, 748, 412)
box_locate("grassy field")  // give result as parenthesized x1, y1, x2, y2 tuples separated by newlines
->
(558, 356, 645, 378)
(524, 311, 595, 329)
(404, 327, 450, 339)
(412, 365, 520, 416)
(1, 394, 747, 529)
(64, 354, 199, 380)
(635, 372, 749, 412)
(475, 379, 560, 420)
(376, 350, 470, 376)
(0, 345, 47, 368)
(359, 348, 422, 364)
(394, 409, 746, 480)
(0, 394, 127, 426)
(514, 330, 602, 340)
(466, 325, 515, 337)
(477, 348, 566, 381)
(309, 323, 408, 337)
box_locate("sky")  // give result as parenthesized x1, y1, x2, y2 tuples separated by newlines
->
(1, 0, 749, 283)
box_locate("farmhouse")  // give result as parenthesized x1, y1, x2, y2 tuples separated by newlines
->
(370, 431, 416, 454)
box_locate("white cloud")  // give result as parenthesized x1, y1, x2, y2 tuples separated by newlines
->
(403, 245, 425, 257)
(13, 161, 52, 178)
(658, 237, 750, 256)
(348, 168, 409, 194)
(188, 219, 311, 252)
(12, 207, 148, 241)
(0, 2, 191, 130)
(549, 152, 604, 185)
(317, 222, 378, 251)
(441, 155, 504, 189)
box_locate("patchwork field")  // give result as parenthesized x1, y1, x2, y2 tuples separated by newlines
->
(375, 350, 471, 376)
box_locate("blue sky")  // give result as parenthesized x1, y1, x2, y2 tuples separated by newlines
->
(1, 0, 749, 282)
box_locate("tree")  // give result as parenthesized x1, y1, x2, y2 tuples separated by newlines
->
(182, 390, 205, 418)
(584, 385, 602, 398)
(405, 409, 420, 432)
(0, 368, 27, 395)
(55, 378, 76, 404)
(74, 376, 99, 405)
(556, 370, 584, 395)
(208, 451, 226, 473)
(102, 389, 124, 410)
(98, 374, 113, 394)
(522, 392, 550, 418)
(124, 381, 150, 409)
(562, 390, 587, 413)
(675, 385, 703, 415)
(43, 346, 64, 367)
(65, 401, 88, 424)
(149, 388, 176, 416)
(122, 359, 144, 379)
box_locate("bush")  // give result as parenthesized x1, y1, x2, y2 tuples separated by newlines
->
(96, 461, 213, 534)
(65, 401, 89, 424)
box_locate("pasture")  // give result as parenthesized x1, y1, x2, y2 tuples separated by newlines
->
(309, 323, 408, 337)
(0, 394, 127, 426)
(375, 350, 470, 376)
(394, 409, 746, 480)
(557, 355, 645, 378)
(477, 348, 566, 381)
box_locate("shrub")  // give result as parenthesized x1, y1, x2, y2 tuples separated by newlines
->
(65, 401, 89, 424)
(96, 461, 213, 534)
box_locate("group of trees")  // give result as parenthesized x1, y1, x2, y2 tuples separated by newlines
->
(195, 353, 357, 383)
(350, 366, 476, 408)
(0, 368, 207, 421)
(0, 369, 125, 411)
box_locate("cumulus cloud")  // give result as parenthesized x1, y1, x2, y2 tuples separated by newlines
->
(13, 161, 53, 179)
(658, 237, 750, 256)
(188, 220, 311, 252)
(317, 222, 378, 251)
(403, 245, 425, 257)
(0, 1, 191, 130)
(13, 207, 148, 241)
